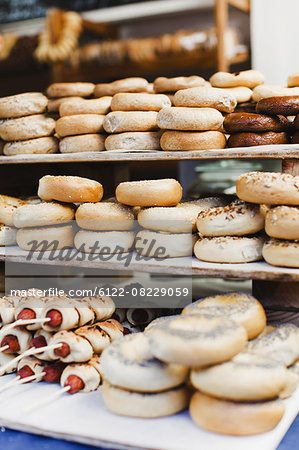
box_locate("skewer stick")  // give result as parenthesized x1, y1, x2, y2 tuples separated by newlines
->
(4, 317, 51, 331)
(23, 385, 71, 414)
(0, 372, 46, 393)
(0, 343, 62, 375)
(0, 345, 9, 352)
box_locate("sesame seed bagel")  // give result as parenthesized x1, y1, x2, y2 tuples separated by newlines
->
(0, 195, 28, 226)
(135, 229, 197, 258)
(101, 333, 188, 392)
(247, 324, 299, 366)
(196, 200, 265, 237)
(236, 171, 299, 205)
(182, 292, 266, 340)
(0, 92, 48, 118)
(13, 202, 75, 228)
(154, 76, 206, 93)
(190, 352, 296, 401)
(210, 70, 264, 89)
(74, 230, 135, 254)
(189, 392, 285, 436)
(59, 96, 112, 116)
(16, 224, 74, 251)
(223, 113, 290, 133)
(160, 130, 226, 151)
(111, 93, 171, 111)
(252, 85, 299, 102)
(194, 236, 264, 263)
(94, 78, 149, 97)
(102, 381, 190, 418)
(55, 114, 105, 137)
(146, 314, 247, 367)
(0, 115, 55, 141)
(173, 87, 236, 113)
(59, 134, 105, 153)
(4, 136, 58, 156)
(105, 131, 161, 151)
(76, 202, 135, 230)
(47, 82, 95, 98)
(137, 197, 226, 233)
(227, 131, 289, 148)
(256, 96, 299, 116)
(157, 107, 223, 131)
(0, 225, 17, 246)
(265, 206, 299, 240)
(263, 238, 299, 268)
(38, 175, 103, 203)
(116, 179, 182, 207)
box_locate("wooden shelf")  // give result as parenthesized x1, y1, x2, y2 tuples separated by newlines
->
(0, 144, 298, 164)
(2, 247, 299, 282)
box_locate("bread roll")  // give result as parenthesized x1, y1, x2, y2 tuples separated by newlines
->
(157, 107, 223, 131)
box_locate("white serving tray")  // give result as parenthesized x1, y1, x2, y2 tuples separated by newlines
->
(0, 376, 298, 450)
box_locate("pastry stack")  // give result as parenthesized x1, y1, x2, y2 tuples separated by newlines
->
(101, 77, 166, 151)
(0, 92, 57, 156)
(12, 175, 103, 252)
(47, 82, 95, 116)
(194, 199, 265, 264)
(49, 82, 110, 154)
(237, 171, 299, 268)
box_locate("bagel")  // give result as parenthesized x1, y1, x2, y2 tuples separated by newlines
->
(94, 78, 148, 98)
(135, 230, 197, 258)
(160, 130, 226, 151)
(105, 131, 161, 151)
(102, 381, 190, 418)
(116, 179, 182, 207)
(182, 292, 266, 340)
(256, 96, 299, 116)
(235, 101, 257, 113)
(55, 114, 105, 137)
(247, 324, 299, 366)
(103, 111, 158, 133)
(111, 93, 171, 111)
(47, 97, 82, 113)
(194, 236, 264, 263)
(0, 115, 55, 141)
(196, 200, 265, 237)
(252, 85, 299, 102)
(227, 131, 289, 148)
(223, 113, 290, 134)
(13, 202, 75, 228)
(137, 197, 226, 233)
(288, 72, 299, 88)
(154, 76, 206, 93)
(76, 202, 135, 230)
(101, 333, 188, 392)
(0, 195, 28, 226)
(4, 137, 58, 156)
(189, 391, 285, 436)
(210, 70, 264, 89)
(173, 87, 237, 113)
(0, 92, 48, 118)
(146, 314, 247, 367)
(265, 206, 299, 239)
(262, 239, 299, 268)
(16, 224, 74, 251)
(47, 82, 95, 98)
(59, 134, 105, 153)
(0, 225, 17, 246)
(236, 171, 299, 205)
(59, 96, 112, 116)
(157, 107, 223, 131)
(38, 175, 103, 203)
(221, 86, 253, 103)
(190, 352, 295, 401)
(74, 230, 135, 254)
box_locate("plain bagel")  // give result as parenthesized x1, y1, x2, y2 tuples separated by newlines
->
(47, 82, 95, 98)
(47, 97, 82, 113)
(105, 131, 161, 151)
(236, 171, 299, 205)
(252, 85, 299, 102)
(160, 130, 226, 151)
(0, 92, 48, 118)
(94, 78, 149, 97)
(0, 225, 17, 246)
(59, 97, 112, 116)
(38, 175, 103, 203)
(74, 230, 135, 254)
(210, 70, 264, 89)
(262, 239, 299, 268)
(0, 195, 28, 226)
(16, 224, 74, 251)
(135, 229, 197, 258)
(59, 134, 105, 153)
(173, 87, 237, 113)
(221, 86, 253, 103)
(111, 93, 171, 111)
(194, 236, 264, 263)
(13, 202, 75, 228)
(103, 111, 158, 133)
(116, 179, 182, 207)
(153, 76, 206, 93)
(288, 73, 299, 88)
(76, 202, 135, 230)
(55, 114, 105, 137)
(265, 206, 299, 240)
(189, 391, 285, 436)
(196, 200, 265, 236)
(4, 137, 58, 156)
(0, 115, 55, 141)
(157, 107, 223, 131)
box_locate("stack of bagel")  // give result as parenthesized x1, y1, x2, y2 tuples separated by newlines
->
(0, 195, 28, 246)
(237, 171, 299, 268)
(50, 82, 111, 154)
(0, 92, 56, 156)
(153, 75, 209, 105)
(101, 77, 164, 151)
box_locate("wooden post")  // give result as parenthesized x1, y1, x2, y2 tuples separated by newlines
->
(215, 0, 229, 72)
